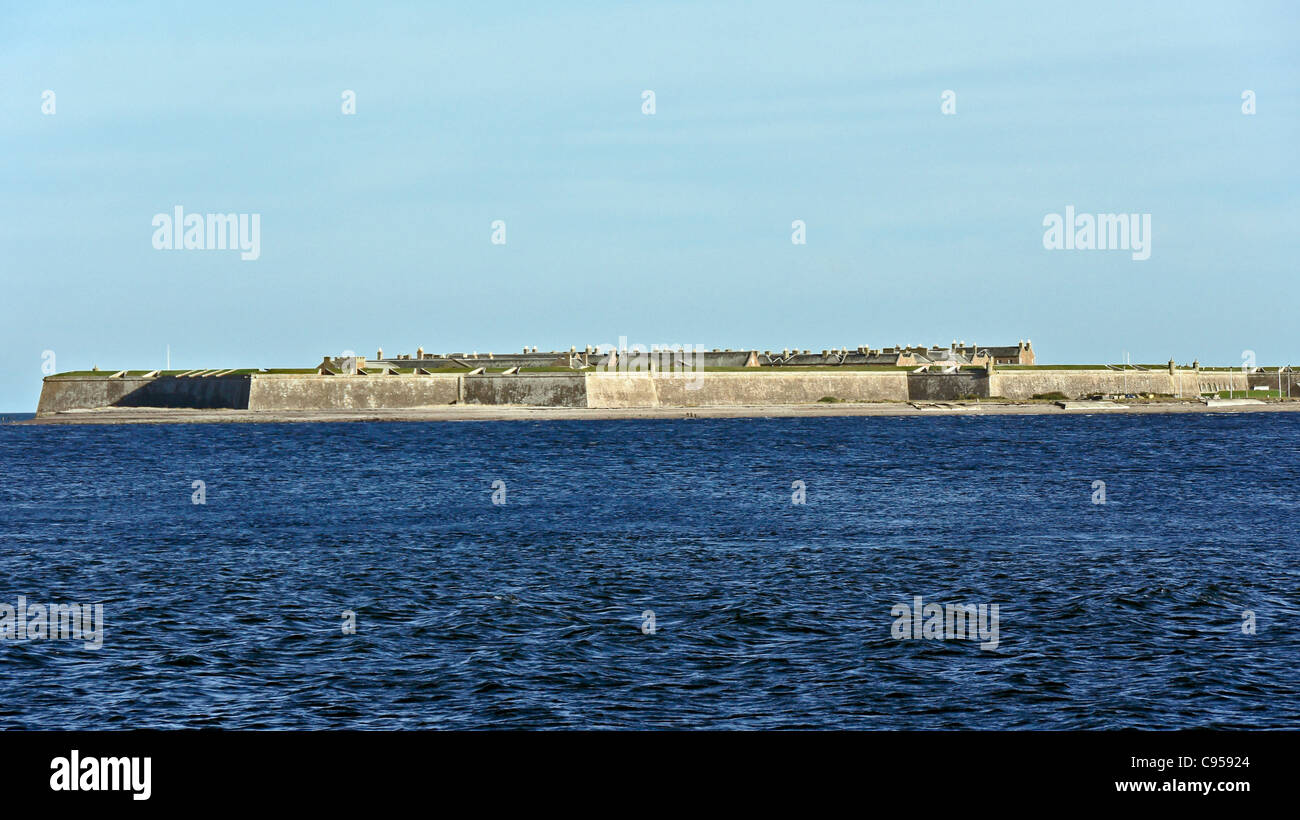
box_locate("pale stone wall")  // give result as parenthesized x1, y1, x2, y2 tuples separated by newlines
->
(584, 374, 661, 408)
(585, 371, 908, 407)
(990, 370, 1248, 399)
(246, 374, 460, 410)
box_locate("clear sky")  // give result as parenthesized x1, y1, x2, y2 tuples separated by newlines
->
(2, 1, 1297, 409)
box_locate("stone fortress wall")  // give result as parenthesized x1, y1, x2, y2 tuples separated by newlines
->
(37, 366, 1295, 415)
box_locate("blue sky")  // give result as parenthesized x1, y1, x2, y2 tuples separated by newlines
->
(2, 1, 1297, 409)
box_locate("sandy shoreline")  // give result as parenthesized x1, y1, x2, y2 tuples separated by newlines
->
(12, 399, 1300, 425)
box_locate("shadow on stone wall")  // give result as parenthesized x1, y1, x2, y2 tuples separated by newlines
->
(906, 372, 991, 401)
(115, 377, 250, 409)
(38, 377, 251, 414)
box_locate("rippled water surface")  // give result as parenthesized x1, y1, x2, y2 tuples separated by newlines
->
(1, 414, 1297, 729)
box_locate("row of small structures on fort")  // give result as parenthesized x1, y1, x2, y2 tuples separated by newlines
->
(321, 340, 1039, 374)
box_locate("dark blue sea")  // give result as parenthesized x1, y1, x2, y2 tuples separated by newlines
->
(1, 414, 1297, 729)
